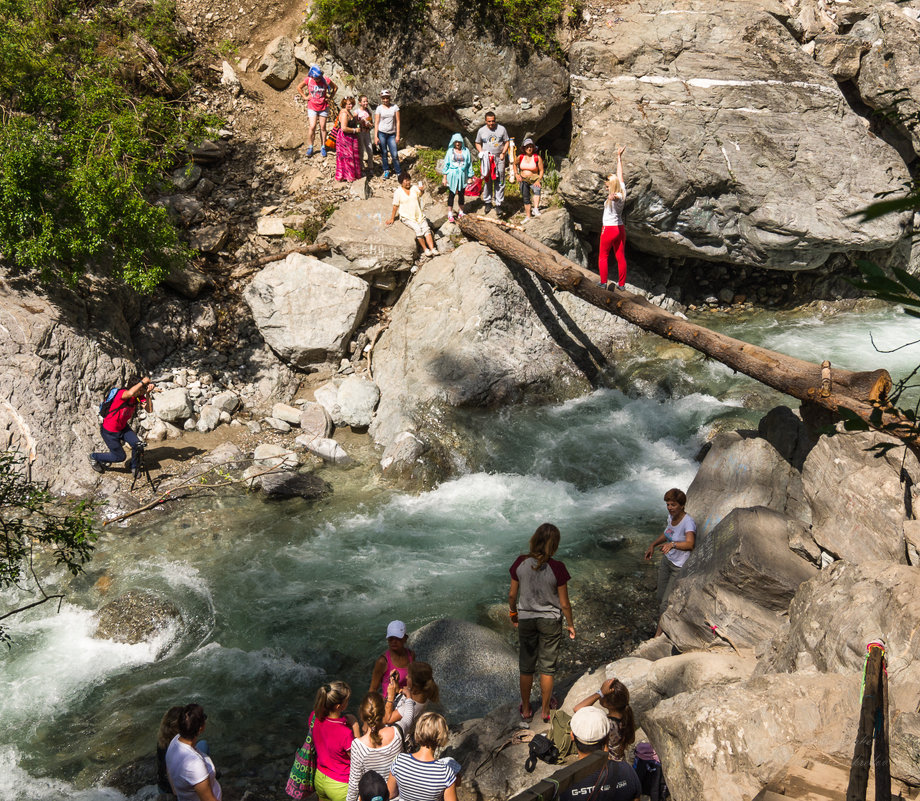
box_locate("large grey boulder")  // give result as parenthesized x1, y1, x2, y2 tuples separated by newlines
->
(660, 507, 818, 652)
(259, 471, 331, 500)
(153, 388, 193, 423)
(258, 36, 297, 90)
(763, 560, 920, 685)
(560, 0, 910, 270)
(244, 253, 371, 367)
(686, 430, 811, 538)
(801, 429, 918, 564)
(643, 672, 860, 801)
(410, 618, 519, 722)
(316, 198, 420, 275)
(93, 591, 183, 655)
(370, 242, 632, 449)
(323, 0, 569, 140)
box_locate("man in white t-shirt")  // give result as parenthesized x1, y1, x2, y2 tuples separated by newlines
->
(165, 704, 222, 801)
(475, 111, 510, 216)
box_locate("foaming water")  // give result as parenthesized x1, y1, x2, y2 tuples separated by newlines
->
(1, 301, 912, 798)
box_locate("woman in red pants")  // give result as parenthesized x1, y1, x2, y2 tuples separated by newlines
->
(599, 146, 627, 288)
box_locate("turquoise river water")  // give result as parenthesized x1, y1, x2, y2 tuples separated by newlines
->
(0, 302, 917, 800)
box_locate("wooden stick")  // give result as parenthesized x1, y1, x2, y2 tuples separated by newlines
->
(231, 243, 331, 278)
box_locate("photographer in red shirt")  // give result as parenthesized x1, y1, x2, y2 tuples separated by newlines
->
(89, 376, 154, 474)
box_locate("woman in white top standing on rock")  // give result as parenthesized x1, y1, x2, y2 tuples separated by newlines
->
(346, 694, 403, 801)
(598, 146, 627, 288)
(644, 487, 696, 637)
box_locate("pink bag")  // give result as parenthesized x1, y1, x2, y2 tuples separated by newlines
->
(465, 176, 483, 197)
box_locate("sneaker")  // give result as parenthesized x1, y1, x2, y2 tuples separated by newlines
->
(383, 170, 390, 179)
(320, 146, 328, 157)
(533, 207, 542, 216)
(447, 212, 455, 223)
(483, 203, 492, 214)
(493, 205, 502, 216)
(88, 455, 105, 474)
(306, 146, 314, 157)
(457, 209, 466, 218)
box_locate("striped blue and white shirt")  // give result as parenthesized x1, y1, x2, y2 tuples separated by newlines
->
(390, 753, 459, 801)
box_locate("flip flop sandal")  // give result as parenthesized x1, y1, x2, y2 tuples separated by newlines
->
(519, 703, 534, 722)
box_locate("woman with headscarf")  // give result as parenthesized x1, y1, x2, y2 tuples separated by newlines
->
(441, 133, 472, 222)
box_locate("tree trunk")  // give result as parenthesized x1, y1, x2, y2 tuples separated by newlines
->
(458, 216, 918, 451)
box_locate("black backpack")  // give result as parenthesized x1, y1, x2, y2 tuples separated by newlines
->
(524, 734, 559, 773)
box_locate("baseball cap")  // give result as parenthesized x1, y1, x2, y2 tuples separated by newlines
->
(386, 620, 406, 638)
(380, 89, 391, 97)
(522, 137, 535, 147)
(570, 707, 610, 745)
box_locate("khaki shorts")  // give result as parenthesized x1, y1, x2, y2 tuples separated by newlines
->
(518, 616, 563, 676)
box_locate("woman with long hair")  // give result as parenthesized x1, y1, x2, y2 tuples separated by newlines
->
(335, 97, 363, 182)
(383, 661, 440, 738)
(572, 677, 636, 761)
(598, 146, 627, 288)
(345, 694, 403, 801)
(387, 712, 460, 801)
(305, 681, 360, 801)
(164, 704, 221, 801)
(509, 523, 575, 723)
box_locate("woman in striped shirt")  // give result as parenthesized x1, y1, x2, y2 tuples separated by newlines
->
(387, 713, 460, 801)
(346, 694, 403, 801)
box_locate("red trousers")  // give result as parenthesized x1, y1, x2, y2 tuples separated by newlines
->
(599, 225, 626, 286)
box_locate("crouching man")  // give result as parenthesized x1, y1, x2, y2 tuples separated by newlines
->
(89, 376, 154, 474)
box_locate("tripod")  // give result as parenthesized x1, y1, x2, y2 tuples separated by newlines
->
(129, 442, 157, 492)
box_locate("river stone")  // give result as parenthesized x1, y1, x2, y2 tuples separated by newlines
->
(256, 216, 286, 237)
(370, 241, 631, 451)
(325, 0, 569, 140)
(210, 390, 240, 414)
(264, 416, 291, 432)
(299, 402, 332, 440)
(253, 443, 298, 469)
(146, 419, 168, 442)
(162, 264, 212, 299)
(271, 402, 302, 425)
(220, 60, 241, 95)
(686, 430, 811, 538)
(521, 207, 588, 265)
(203, 442, 246, 467)
(316, 198, 420, 275)
(660, 507, 818, 652)
(244, 253, 371, 367)
(258, 36, 297, 90)
(295, 435, 351, 466)
(334, 376, 380, 428)
(170, 163, 201, 191)
(259, 471, 331, 500)
(154, 388, 193, 423)
(196, 404, 221, 433)
(410, 618, 519, 721)
(380, 431, 428, 479)
(560, 0, 910, 270)
(763, 560, 920, 686)
(642, 672, 860, 801)
(93, 590, 183, 648)
(802, 428, 918, 564)
(189, 223, 230, 254)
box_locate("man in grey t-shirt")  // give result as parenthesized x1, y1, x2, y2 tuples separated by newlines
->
(475, 111, 510, 214)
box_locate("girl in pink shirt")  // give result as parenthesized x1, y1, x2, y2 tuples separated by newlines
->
(310, 681, 359, 801)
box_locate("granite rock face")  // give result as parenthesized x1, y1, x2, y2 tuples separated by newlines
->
(560, 0, 911, 269)
(325, 0, 570, 140)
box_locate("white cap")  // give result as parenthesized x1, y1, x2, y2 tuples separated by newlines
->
(386, 620, 407, 639)
(570, 707, 610, 745)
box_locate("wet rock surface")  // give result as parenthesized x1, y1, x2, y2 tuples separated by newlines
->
(93, 590, 183, 647)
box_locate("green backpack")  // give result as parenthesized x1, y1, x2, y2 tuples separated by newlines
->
(549, 710, 576, 759)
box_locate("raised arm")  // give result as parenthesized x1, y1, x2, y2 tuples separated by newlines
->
(616, 146, 625, 189)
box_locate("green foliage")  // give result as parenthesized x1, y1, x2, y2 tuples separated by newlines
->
(542, 153, 561, 194)
(490, 0, 571, 51)
(307, 0, 429, 49)
(0, 452, 97, 646)
(415, 147, 447, 186)
(0, 0, 217, 291)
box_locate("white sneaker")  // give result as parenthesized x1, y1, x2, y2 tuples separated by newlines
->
(533, 207, 542, 216)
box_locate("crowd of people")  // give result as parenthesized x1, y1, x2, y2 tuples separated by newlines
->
(154, 490, 690, 801)
(292, 67, 632, 284)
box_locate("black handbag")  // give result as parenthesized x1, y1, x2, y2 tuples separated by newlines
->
(524, 733, 559, 772)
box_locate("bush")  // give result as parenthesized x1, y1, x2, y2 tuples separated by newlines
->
(0, 0, 218, 291)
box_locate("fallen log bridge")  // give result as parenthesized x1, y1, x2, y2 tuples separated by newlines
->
(457, 215, 918, 452)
